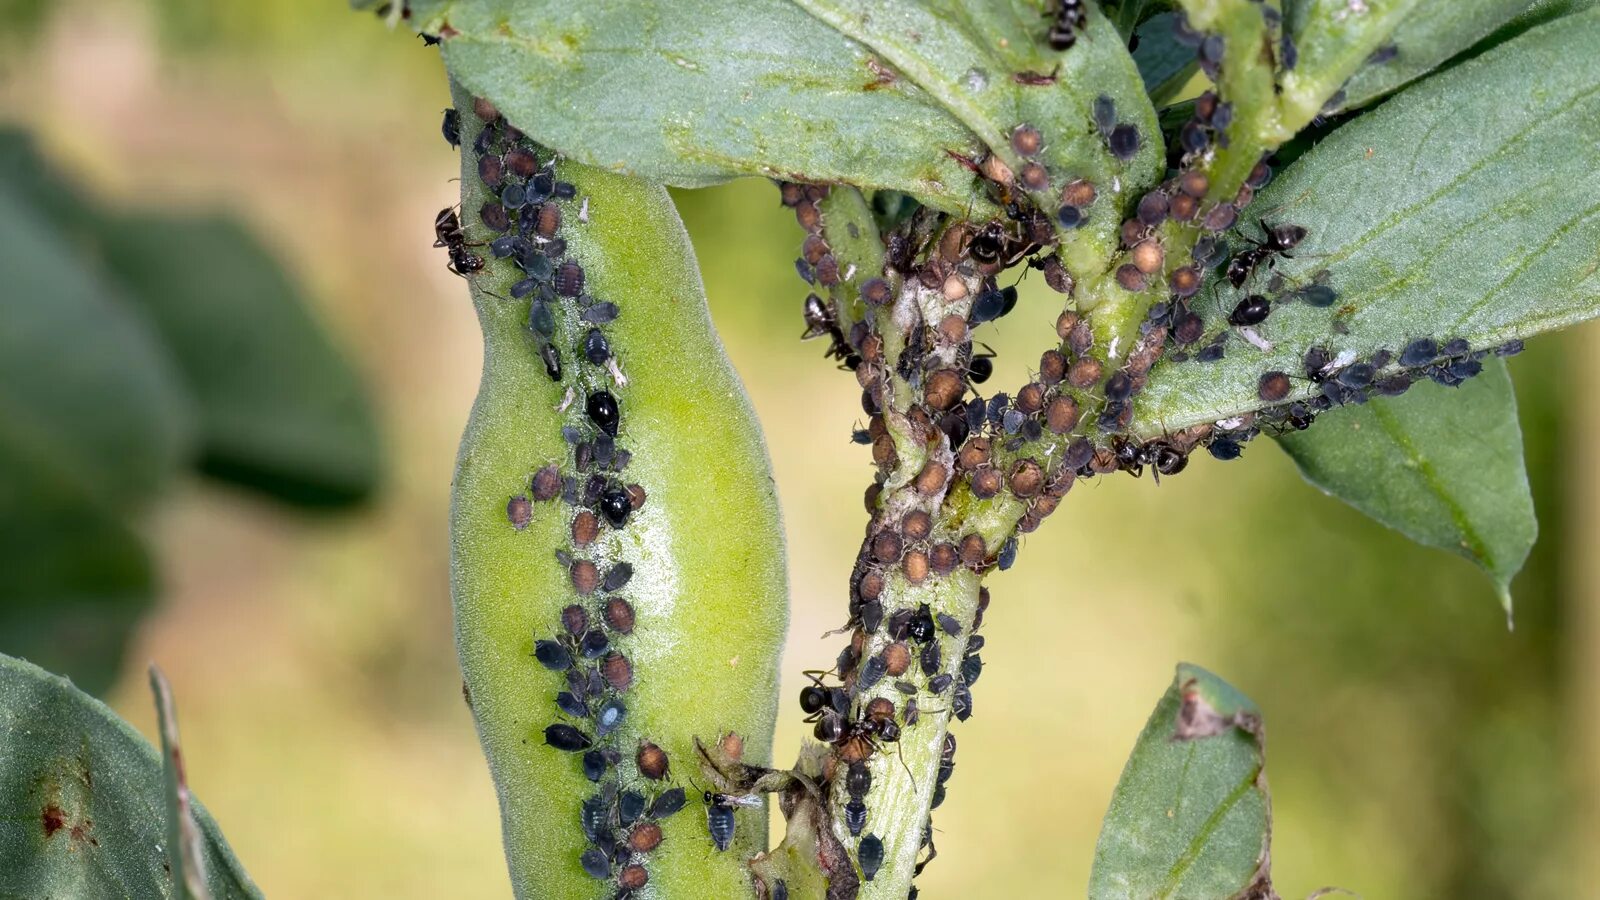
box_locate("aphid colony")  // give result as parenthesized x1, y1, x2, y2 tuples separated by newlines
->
(453, 98, 696, 895)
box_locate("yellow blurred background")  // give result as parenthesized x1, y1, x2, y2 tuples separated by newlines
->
(5, 2, 1600, 897)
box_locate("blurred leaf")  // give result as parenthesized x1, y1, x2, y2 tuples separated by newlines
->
(1132, 12, 1197, 99)
(1134, 9, 1600, 436)
(1277, 358, 1533, 616)
(149, 666, 212, 900)
(1090, 664, 1272, 900)
(408, 0, 989, 211)
(0, 185, 195, 506)
(0, 128, 381, 506)
(1341, 0, 1542, 110)
(0, 654, 261, 899)
(0, 434, 155, 698)
(95, 214, 382, 506)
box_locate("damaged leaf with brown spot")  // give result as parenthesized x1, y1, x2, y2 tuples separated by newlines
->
(1090, 663, 1274, 900)
(0, 654, 259, 899)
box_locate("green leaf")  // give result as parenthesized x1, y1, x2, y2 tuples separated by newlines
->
(1132, 12, 1199, 101)
(0, 129, 381, 507)
(94, 214, 383, 506)
(0, 184, 195, 507)
(1277, 358, 1533, 616)
(0, 654, 260, 899)
(410, 0, 989, 210)
(0, 433, 155, 698)
(149, 666, 212, 900)
(1133, 8, 1600, 436)
(1090, 664, 1273, 900)
(1340, 0, 1542, 110)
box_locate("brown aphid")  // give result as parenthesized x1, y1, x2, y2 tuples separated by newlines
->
(618, 864, 649, 892)
(863, 482, 882, 514)
(883, 642, 912, 677)
(929, 542, 959, 575)
(1061, 179, 1097, 208)
(815, 254, 841, 287)
(1068, 321, 1094, 357)
(571, 559, 600, 596)
(865, 698, 896, 727)
(602, 652, 634, 691)
(918, 267, 943, 290)
(859, 571, 886, 601)
(1009, 459, 1044, 498)
(959, 533, 987, 568)
(970, 467, 1004, 499)
(903, 549, 930, 584)
(1203, 202, 1239, 232)
(906, 407, 935, 443)
(871, 530, 904, 564)
(914, 460, 950, 496)
(923, 369, 965, 411)
(856, 361, 881, 392)
(572, 509, 600, 547)
(795, 201, 822, 231)
(507, 495, 533, 529)
(1136, 191, 1170, 227)
(1016, 382, 1046, 415)
(531, 464, 562, 502)
(943, 272, 970, 301)
(1116, 264, 1147, 292)
(554, 261, 585, 297)
(1046, 395, 1081, 434)
(872, 434, 898, 468)
(604, 597, 636, 634)
(902, 510, 934, 542)
(1234, 183, 1255, 207)
(505, 147, 538, 177)
(1067, 357, 1103, 389)
(627, 484, 648, 511)
(779, 182, 806, 207)
(1121, 218, 1147, 248)
(1169, 193, 1199, 222)
(472, 96, 499, 121)
(1020, 162, 1050, 192)
(861, 277, 893, 306)
(936, 314, 969, 345)
(1131, 240, 1164, 275)
(1258, 370, 1292, 403)
(1044, 465, 1075, 498)
(1090, 447, 1120, 474)
(938, 224, 970, 262)
(958, 437, 992, 471)
(1011, 124, 1044, 157)
(628, 822, 664, 854)
(802, 233, 830, 265)
(636, 740, 670, 780)
(562, 604, 589, 636)
(536, 203, 562, 238)
(480, 201, 510, 232)
(1056, 310, 1080, 340)
(720, 731, 745, 762)
(1172, 310, 1205, 345)
(1039, 349, 1067, 385)
(1169, 266, 1201, 298)
(478, 154, 504, 188)
(1042, 256, 1073, 294)
(980, 153, 1014, 185)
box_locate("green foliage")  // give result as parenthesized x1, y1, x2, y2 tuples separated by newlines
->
(1339, 0, 1548, 109)
(1090, 665, 1272, 900)
(1279, 359, 1534, 616)
(1136, 9, 1600, 434)
(0, 654, 258, 899)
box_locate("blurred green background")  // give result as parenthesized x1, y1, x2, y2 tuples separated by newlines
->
(4, 2, 1600, 897)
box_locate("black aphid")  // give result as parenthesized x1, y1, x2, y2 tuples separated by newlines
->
(535, 639, 572, 671)
(844, 799, 868, 836)
(558, 691, 589, 719)
(580, 848, 611, 879)
(544, 723, 593, 752)
(600, 488, 631, 527)
(587, 391, 620, 436)
(650, 787, 688, 819)
(441, 108, 460, 147)
(604, 562, 633, 591)
(1229, 295, 1271, 327)
(584, 328, 611, 365)
(858, 834, 885, 882)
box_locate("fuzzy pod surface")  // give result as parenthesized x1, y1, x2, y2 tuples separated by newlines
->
(448, 84, 787, 898)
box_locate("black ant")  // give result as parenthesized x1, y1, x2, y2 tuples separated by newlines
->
(800, 294, 862, 370)
(1226, 220, 1307, 288)
(433, 207, 484, 277)
(799, 670, 850, 741)
(1046, 0, 1087, 51)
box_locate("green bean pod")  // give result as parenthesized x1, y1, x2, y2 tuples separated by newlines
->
(447, 83, 787, 898)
